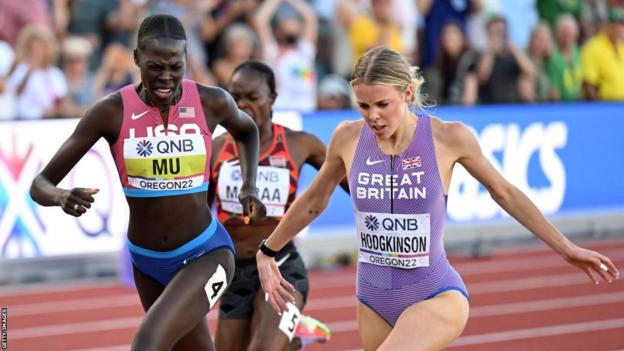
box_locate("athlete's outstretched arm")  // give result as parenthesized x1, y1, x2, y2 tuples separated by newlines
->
(449, 122, 619, 284)
(30, 95, 120, 216)
(299, 132, 349, 193)
(202, 85, 266, 223)
(257, 124, 349, 313)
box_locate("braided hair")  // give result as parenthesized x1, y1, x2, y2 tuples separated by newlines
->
(137, 14, 187, 51)
(231, 60, 277, 98)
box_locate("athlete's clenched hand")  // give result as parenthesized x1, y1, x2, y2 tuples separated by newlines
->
(58, 187, 99, 217)
(239, 189, 266, 224)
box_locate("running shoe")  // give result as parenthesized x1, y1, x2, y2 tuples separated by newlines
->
(294, 314, 331, 349)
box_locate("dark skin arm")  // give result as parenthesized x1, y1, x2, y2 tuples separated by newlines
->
(198, 83, 266, 223)
(30, 94, 122, 216)
(207, 134, 227, 207)
(289, 130, 350, 194)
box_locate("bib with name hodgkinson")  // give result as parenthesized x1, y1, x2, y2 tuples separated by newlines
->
(356, 211, 431, 269)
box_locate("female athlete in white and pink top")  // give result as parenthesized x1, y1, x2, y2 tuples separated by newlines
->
(256, 47, 619, 351)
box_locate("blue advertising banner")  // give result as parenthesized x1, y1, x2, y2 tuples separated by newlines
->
(299, 103, 624, 236)
(1, 103, 623, 258)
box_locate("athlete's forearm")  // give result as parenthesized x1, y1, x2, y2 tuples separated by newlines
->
(232, 114, 260, 192)
(492, 183, 573, 257)
(30, 174, 66, 207)
(264, 188, 328, 251)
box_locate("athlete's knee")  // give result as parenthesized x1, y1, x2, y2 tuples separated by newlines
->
(247, 335, 287, 351)
(131, 323, 173, 351)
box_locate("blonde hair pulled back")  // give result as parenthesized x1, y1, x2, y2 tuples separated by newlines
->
(351, 47, 425, 108)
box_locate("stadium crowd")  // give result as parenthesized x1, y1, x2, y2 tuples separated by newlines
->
(0, 0, 623, 120)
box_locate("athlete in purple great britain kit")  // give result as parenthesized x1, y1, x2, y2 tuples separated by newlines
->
(256, 46, 619, 351)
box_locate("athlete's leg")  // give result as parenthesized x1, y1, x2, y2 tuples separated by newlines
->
(215, 258, 258, 351)
(378, 290, 469, 351)
(247, 289, 306, 351)
(133, 265, 165, 312)
(131, 248, 235, 351)
(215, 319, 252, 351)
(171, 318, 213, 351)
(357, 301, 393, 351)
(132, 257, 218, 350)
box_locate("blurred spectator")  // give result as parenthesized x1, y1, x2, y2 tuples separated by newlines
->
(393, 0, 420, 62)
(547, 14, 582, 102)
(212, 24, 258, 87)
(337, 0, 404, 66)
(466, 0, 500, 53)
(148, 0, 215, 84)
(526, 22, 554, 102)
(6, 25, 67, 119)
(537, 0, 581, 28)
(0, 0, 50, 45)
(59, 36, 94, 118)
(580, 0, 609, 41)
(317, 74, 352, 110)
(53, 0, 134, 71)
(201, 0, 259, 67)
(93, 43, 136, 99)
(499, 0, 538, 50)
(255, 0, 318, 112)
(417, 0, 482, 68)
(0, 40, 15, 120)
(477, 15, 535, 104)
(424, 21, 478, 105)
(581, 7, 624, 100)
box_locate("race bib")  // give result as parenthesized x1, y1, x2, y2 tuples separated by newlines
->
(217, 163, 290, 217)
(204, 264, 227, 309)
(356, 211, 431, 269)
(124, 134, 207, 192)
(278, 302, 301, 341)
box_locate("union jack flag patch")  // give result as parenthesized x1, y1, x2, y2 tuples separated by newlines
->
(179, 106, 195, 118)
(402, 156, 421, 170)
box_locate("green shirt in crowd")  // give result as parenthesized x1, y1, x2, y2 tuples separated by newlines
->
(547, 46, 582, 102)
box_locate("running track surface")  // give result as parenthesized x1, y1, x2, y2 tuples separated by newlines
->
(2, 238, 623, 351)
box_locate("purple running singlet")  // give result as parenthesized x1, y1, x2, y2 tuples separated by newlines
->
(348, 115, 468, 326)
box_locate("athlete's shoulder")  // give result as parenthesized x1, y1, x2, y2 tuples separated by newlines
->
(334, 119, 364, 139)
(282, 125, 321, 144)
(77, 92, 124, 143)
(84, 91, 123, 121)
(195, 82, 235, 111)
(282, 127, 327, 163)
(429, 116, 477, 150)
(195, 82, 228, 100)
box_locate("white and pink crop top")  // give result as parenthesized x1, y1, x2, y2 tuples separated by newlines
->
(111, 80, 212, 198)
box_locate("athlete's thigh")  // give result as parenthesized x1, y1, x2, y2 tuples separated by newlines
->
(140, 248, 235, 346)
(172, 318, 214, 351)
(357, 301, 393, 351)
(378, 290, 469, 351)
(248, 289, 305, 351)
(133, 266, 165, 312)
(215, 319, 252, 351)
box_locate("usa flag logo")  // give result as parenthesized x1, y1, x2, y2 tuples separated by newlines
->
(179, 107, 195, 118)
(402, 156, 421, 170)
